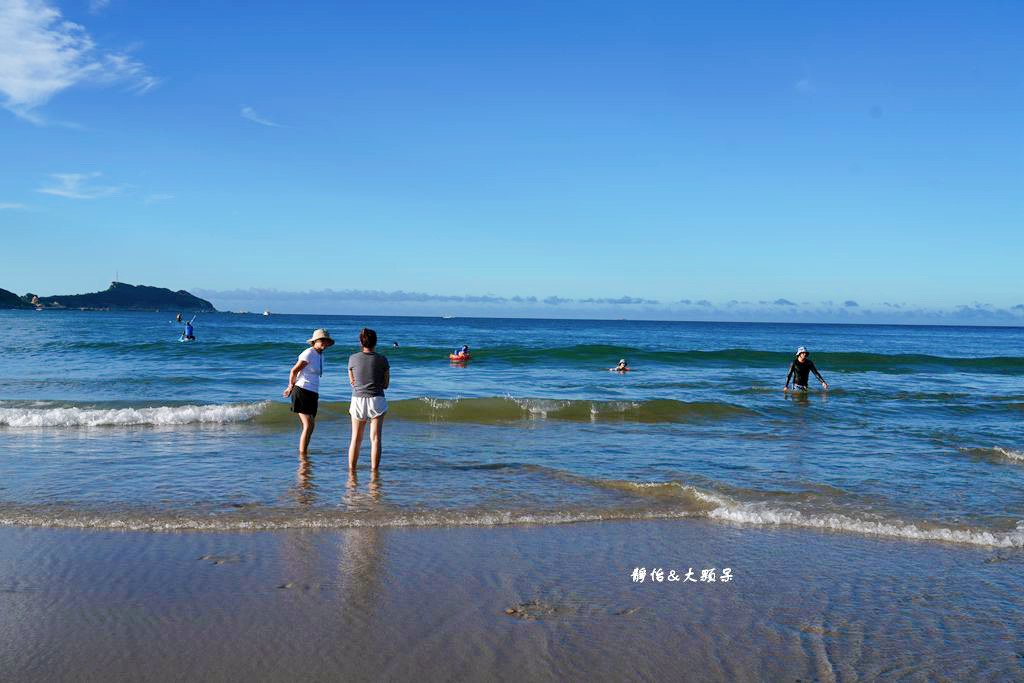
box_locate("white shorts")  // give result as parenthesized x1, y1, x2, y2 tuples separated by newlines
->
(350, 396, 388, 421)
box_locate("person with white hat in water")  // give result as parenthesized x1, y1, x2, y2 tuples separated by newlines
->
(283, 328, 335, 455)
(784, 346, 828, 392)
(610, 358, 630, 372)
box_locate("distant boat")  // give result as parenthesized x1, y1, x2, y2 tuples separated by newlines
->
(263, 310, 271, 316)
(441, 314, 455, 319)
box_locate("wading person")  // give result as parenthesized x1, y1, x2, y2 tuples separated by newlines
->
(283, 328, 334, 454)
(784, 346, 829, 392)
(348, 327, 390, 473)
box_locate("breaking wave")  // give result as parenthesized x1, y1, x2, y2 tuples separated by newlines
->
(684, 486, 1024, 549)
(0, 401, 268, 428)
(961, 446, 1024, 465)
(2, 474, 1021, 548)
(0, 398, 758, 429)
(387, 397, 757, 423)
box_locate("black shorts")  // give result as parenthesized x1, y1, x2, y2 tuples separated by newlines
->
(290, 385, 319, 416)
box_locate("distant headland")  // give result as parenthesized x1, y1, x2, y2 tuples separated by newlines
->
(0, 282, 216, 312)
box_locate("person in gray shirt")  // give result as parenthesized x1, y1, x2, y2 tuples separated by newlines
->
(348, 327, 390, 473)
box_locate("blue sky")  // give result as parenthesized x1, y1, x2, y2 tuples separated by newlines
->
(1, 0, 1021, 322)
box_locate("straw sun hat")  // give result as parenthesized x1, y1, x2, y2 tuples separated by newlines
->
(307, 328, 335, 346)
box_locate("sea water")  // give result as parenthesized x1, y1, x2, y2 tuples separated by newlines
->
(0, 311, 1022, 546)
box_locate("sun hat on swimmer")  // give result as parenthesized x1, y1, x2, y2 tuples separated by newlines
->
(307, 329, 335, 347)
(796, 346, 808, 355)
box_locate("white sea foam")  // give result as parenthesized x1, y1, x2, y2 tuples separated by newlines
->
(0, 402, 268, 428)
(0, 507, 700, 532)
(418, 397, 458, 410)
(682, 486, 1024, 549)
(994, 447, 1024, 463)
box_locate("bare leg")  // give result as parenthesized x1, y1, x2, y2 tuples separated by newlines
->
(298, 413, 315, 455)
(348, 416, 367, 472)
(369, 416, 384, 472)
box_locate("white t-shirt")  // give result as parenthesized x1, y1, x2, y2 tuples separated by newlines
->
(294, 347, 323, 393)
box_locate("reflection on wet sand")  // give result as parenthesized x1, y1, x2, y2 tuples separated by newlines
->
(289, 453, 317, 507)
(340, 473, 387, 612)
(344, 471, 382, 509)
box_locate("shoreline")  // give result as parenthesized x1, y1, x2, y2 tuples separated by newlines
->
(2, 519, 1020, 681)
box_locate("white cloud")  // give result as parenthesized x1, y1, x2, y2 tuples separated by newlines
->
(0, 202, 26, 209)
(241, 106, 281, 127)
(144, 192, 174, 204)
(89, 0, 110, 13)
(192, 288, 1024, 325)
(37, 172, 120, 199)
(0, 0, 157, 122)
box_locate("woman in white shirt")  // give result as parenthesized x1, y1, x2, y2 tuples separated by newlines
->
(283, 328, 334, 455)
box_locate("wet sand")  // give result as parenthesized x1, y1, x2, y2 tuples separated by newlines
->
(1, 520, 1021, 682)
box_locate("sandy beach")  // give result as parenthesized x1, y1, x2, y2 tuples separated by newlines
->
(2, 519, 1021, 682)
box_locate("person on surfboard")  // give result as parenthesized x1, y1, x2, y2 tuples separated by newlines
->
(182, 316, 196, 341)
(784, 346, 828, 392)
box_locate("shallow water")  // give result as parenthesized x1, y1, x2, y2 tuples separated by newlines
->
(1, 311, 1022, 548)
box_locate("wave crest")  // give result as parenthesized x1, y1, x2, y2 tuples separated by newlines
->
(389, 397, 757, 423)
(0, 402, 268, 428)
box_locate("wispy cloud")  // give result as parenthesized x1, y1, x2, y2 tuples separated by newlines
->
(241, 106, 282, 127)
(89, 0, 111, 13)
(579, 296, 659, 305)
(143, 192, 174, 204)
(0, 0, 157, 123)
(0, 202, 26, 209)
(794, 78, 813, 94)
(37, 172, 120, 199)
(198, 288, 659, 308)
(193, 287, 1024, 326)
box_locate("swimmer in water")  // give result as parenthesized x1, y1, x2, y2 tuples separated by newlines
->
(453, 344, 469, 358)
(610, 359, 629, 372)
(784, 346, 828, 392)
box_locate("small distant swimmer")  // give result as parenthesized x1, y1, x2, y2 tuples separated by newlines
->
(393, 341, 399, 349)
(609, 358, 630, 372)
(452, 344, 470, 358)
(175, 312, 183, 323)
(784, 346, 828, 392)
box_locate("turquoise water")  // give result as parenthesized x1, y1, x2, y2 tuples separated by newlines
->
(0, 310, 1022, 546)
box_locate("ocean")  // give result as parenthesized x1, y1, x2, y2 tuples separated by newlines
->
(1, 310, 1022, 546)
